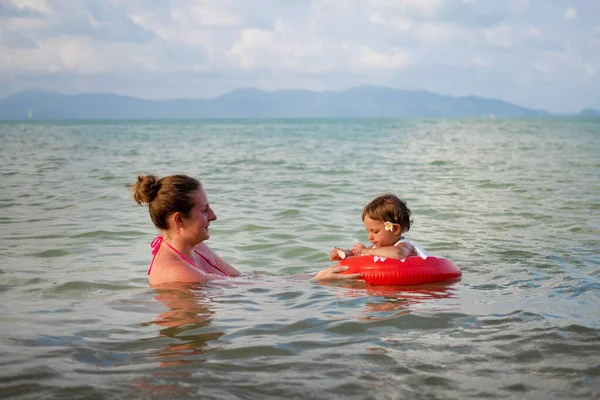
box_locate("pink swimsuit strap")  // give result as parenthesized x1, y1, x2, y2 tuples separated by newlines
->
(148, 236, 229, 277)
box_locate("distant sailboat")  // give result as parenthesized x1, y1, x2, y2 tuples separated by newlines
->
(28, 109, 32, 119)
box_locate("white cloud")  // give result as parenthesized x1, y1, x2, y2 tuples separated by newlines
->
(400, 0, 443, 17)
(565, 7, 577, 20)
(0, 36, 142, 73)
(128, 2, 239, 47)
(170, 2, 239, 27)
(527, 26, 543, 38)
(369, 13, 385, 24)
(366, 0, 443, 17)
(228, 22, 283, 68)
(395, 19, 412, 31)
(418, 23, 445, 41)
(322, 0, 350, 9)
(415, 22, 473, 44)
(533, 62, 551, 74)
(8, 0, 53, 14)
(368, 13, 411, 31)
(228, 19, 327, 71)
(4, 15, 47, 31)
(472, 55, 493, 67)
(354, 46, 409, 70)
(0, 5, 207, 75)
(583, 63, 597, 76)
(509, 0, 530, 14)
(484, 24, 514, 49)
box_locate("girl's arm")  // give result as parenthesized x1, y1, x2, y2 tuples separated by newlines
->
(353, 242, 415, 260)
(195, 242, 241, 277)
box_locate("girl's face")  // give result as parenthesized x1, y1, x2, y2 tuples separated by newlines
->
(363, 216, 401, 247)
(181, 188, 217, 244)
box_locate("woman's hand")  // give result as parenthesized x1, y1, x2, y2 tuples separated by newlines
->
(313, 265, 363, 281)
(352, 243, 367, 256)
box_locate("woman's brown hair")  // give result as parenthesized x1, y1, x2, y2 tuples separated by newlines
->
(131, 174, 200, 230)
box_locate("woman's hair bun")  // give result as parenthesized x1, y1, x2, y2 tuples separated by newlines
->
(132, 175, 160, 205)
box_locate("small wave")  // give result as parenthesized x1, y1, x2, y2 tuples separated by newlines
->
(72, 230, 147, 239)
(495, 249, 538, 258)
(44, 281, 134, 294)
(243, 224, 270, 231)
(276, 209, 300, 217)
(476, 180, 518, 189)
(44, 204, 75, 211)
(99, 175, 119, 181)
(31, 249, 69, 258)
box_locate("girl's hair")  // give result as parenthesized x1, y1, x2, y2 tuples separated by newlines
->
(362, 193, 412, 233)
(131, 174, 200, 230)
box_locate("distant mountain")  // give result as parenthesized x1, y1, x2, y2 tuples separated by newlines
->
(0, 86, 551, 120)
(580, 108, 600, 117)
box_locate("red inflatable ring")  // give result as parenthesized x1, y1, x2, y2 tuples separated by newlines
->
(338, 255, 462, 286)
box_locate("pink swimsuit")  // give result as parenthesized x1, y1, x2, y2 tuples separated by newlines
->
(148, 236, 230, 277)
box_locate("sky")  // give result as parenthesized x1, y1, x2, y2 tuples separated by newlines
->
(1, 0, 599, 113)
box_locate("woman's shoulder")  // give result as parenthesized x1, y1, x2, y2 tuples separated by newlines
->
(149, 252, 208, 285)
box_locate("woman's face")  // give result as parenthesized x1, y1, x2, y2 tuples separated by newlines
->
(182, 188, 217, 244)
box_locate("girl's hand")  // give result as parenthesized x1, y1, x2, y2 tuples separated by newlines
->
(329, 247, 352, 260)
(313, 265, 363, 281)
(329, 247, 343, 261)
(352, 243, 367, 256)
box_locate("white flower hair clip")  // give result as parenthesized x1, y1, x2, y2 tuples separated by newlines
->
(384, 221, 394, 232)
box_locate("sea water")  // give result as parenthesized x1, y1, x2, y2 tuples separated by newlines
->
(0, 118, 599, 399)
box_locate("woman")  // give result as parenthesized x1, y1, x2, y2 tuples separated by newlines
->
(132, 174, 361, 285)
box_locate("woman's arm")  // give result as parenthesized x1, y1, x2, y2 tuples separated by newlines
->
(312, 265, 363, 281)
(195, 242, 241, 277)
